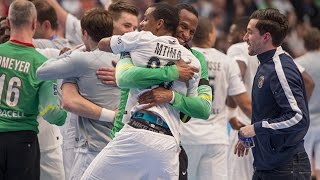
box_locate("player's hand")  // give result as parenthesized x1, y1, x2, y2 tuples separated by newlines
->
(59, 47, 71, 55)
(234, 140, 249, 157)
(176, 59, 199, 82)
(239, 125, 256, 137)
(96, 66, 116, 86)
(138, 87, 173, 109)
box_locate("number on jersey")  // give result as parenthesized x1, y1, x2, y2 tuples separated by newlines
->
(0, 74, 22, 107)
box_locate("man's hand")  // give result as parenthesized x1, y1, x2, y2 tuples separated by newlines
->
(239, 125, 256, 137)
(138, 87, 173, 109)
(96, 67, 116, 86)
(234, 140, 250, 157)
(59, 47, 71, 55)
(176, 59, 199, 82)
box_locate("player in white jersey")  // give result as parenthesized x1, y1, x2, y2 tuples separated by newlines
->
(295, 27, 320, 180)
(81, 3, 200, 180)
(225, 17, 257, 180)
(180, 17, 252, 180)
(37, 9, 121, 179)
(32, 0, 72, 49)
(40, 2, 139, 179)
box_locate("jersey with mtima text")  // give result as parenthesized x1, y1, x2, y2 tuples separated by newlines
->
(110, 31, 201, 144)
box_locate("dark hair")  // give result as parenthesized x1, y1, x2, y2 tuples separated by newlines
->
(175, 3, 198, 18)
(108, 0, 139, 21)
(232, 16, 249, 34)
(192, 17, 214, 45)
(32, 0, 58, 30)
(250, 8, 288, 46)
(303, 27, 320, 51)
(81, 8, 113, 42)
(149, 3, 179, 33)
(0, 16, 10, 44)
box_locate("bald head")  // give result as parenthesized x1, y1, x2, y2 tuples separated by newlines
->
(8, 0, 37, 28)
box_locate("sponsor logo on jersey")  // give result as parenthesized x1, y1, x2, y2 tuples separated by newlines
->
(258, 75, 264, 88)
(0, 108, 25, 118)
(168, 39, 176, 44)
(117, 36, 122, 44)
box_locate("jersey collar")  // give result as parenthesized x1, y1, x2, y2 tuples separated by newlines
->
(257, 49, 276, 64)
(10, 39, 35, 48)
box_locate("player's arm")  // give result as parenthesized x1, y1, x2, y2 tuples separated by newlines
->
(175, 49, 212, 120)
(301, 71, 314, 102)
(61, 81, 116, 122)
(237, 61, 247, 79)
(38, 80, 67, 126)
(295, 62, 314, 102)
(227, 45, 248, 79)
(138, 50, 212, 120)
(230, 92, 252, 119)
(226, 96, 247, 130)
(170, 49, 212, 120)
(116, 57, 199, 89)
(45, 0, 68, 38)
(36, 51, 85, 80)
(251, 71, 308, 136)
(116, 53, 211, 120)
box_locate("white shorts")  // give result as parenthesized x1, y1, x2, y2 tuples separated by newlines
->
(69, 147, 99, 180)
(228, 129, 254, 180)
(304, 127, 320, 170)
(40, 146, 65, 180)
(81, 124, 180, 180)
(182, 144, 228, 180)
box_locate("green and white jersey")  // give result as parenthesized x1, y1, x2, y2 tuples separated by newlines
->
(0, 41, 66, 133)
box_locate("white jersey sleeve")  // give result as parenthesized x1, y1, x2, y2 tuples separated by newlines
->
(227, 44, 248, 65)
(36, 51, 90, 80)
(227, 59, 246, 96)
(65, 13, 82, 45)
(295, 61, 305, 73)
(110, 31, 153, 54)
(36, 48, 60, 59)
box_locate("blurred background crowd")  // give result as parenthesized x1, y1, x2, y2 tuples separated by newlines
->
(2, 0, 320, 58)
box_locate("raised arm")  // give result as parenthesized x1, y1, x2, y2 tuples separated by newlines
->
(45, 0, 68, 37)
(301, 71, 314, 102)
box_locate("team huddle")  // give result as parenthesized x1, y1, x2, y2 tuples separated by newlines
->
(0, 0, 317, 180)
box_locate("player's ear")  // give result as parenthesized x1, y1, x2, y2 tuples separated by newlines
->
(43, 20, 51, 30)
(263, 32, 271, 42)
(31, 18, 37, 31)
(82, 30, 88, 37)
(156, 19, 164, 30)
